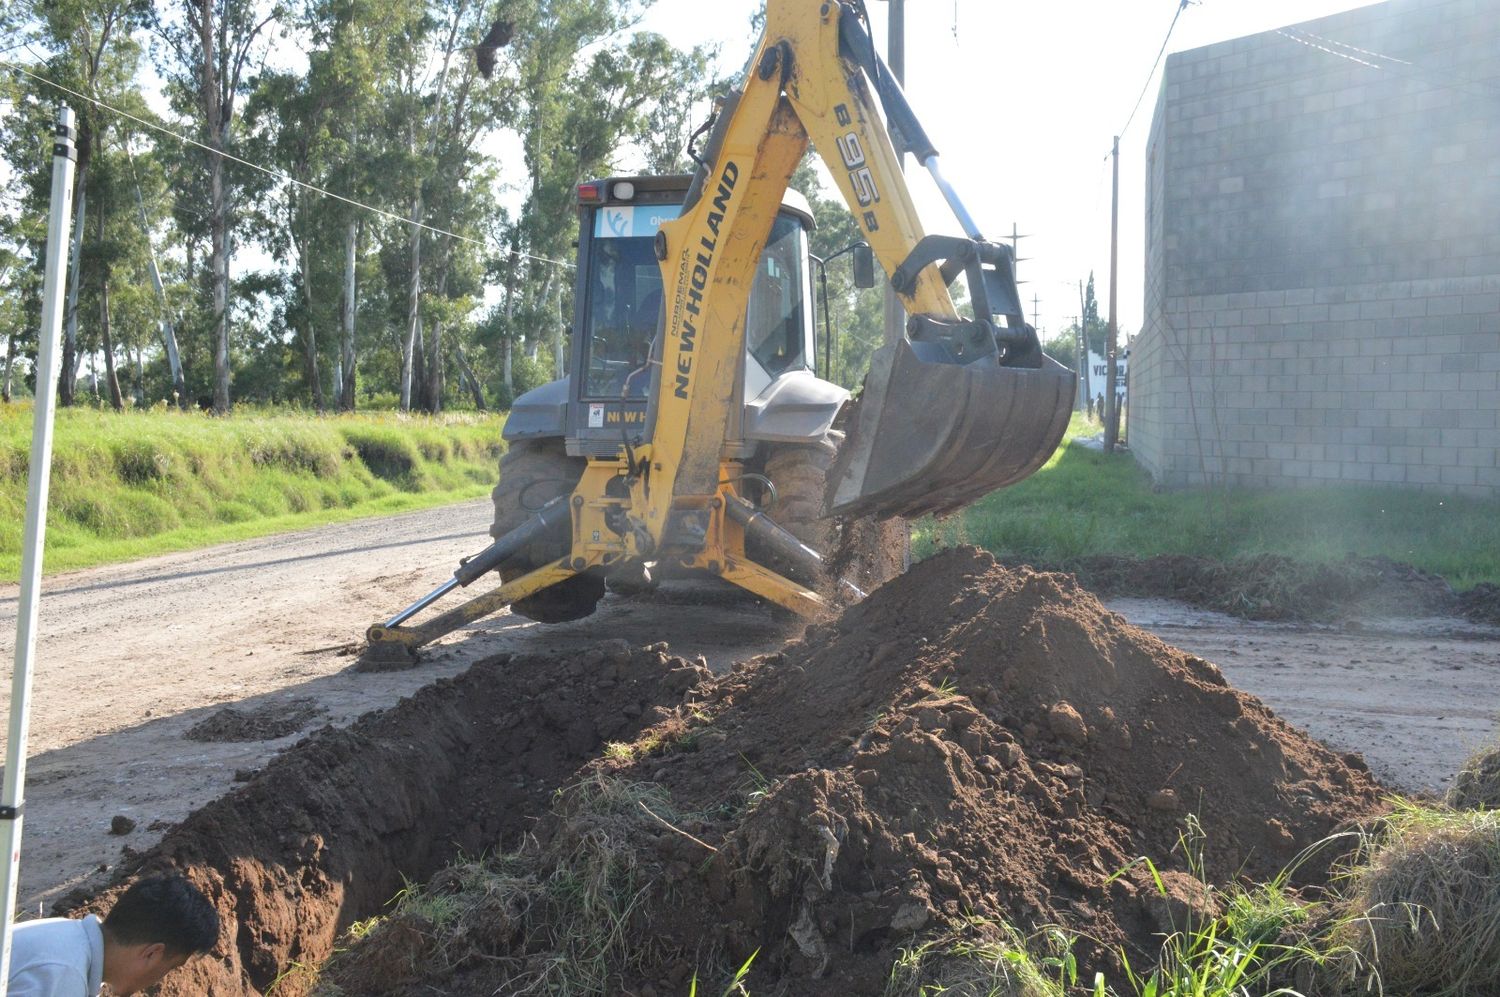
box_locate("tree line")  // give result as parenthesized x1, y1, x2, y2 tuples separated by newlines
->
(0, 0, 716, 413)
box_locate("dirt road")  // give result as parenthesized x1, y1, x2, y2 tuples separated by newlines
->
(2, 500, 1497, 913)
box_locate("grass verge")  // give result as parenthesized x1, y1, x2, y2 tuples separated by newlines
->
(0, 404, 503, 581)
(917, 415, 1500, 590)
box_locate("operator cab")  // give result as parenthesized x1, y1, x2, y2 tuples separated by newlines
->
(501, 174, 832, 459)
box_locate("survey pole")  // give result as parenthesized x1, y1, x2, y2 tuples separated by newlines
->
(2, 106, 78, 979)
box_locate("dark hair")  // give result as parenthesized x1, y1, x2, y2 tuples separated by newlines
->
(102, 875, 219, 956)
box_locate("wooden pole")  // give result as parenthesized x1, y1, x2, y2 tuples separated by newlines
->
(1105, 135, 1121, 451)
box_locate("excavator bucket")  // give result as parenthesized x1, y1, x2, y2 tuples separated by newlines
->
(826, 338, 1076, 520)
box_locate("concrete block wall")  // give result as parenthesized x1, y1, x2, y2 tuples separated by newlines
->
(1132, 0, 1500, 497)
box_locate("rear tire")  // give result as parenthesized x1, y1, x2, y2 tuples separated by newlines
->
(490, 438, 604, 623)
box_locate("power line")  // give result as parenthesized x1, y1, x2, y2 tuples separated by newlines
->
(0, 58, 575, 271)
(1115, 0, 1195, 147)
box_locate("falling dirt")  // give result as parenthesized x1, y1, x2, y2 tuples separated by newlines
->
(73, 547, 1386, 996)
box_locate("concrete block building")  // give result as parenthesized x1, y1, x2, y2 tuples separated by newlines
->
(1132, 0, 1500, 497)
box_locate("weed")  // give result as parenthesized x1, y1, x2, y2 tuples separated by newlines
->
(885, 917, 1073, 997)
(689, 949, 759, 997)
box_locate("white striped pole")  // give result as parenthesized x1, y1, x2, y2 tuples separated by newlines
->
(1, 105, 78, 988)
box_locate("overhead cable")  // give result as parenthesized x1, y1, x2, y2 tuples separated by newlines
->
(1114, 0, 1195, 148)
(0, 58, 575, 270)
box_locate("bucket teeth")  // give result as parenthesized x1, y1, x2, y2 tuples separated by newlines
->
(826, 341, 1075, 520)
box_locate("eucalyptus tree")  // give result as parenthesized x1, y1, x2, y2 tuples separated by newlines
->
(23, 0, 153, 404)
(154, 0, 284, 412)
(503, 7, 713, 386)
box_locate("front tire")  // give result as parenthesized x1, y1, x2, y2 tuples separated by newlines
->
(490, 438, 604, 623)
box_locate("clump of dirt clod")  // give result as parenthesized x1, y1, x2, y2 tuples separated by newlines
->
(327, 547, 1384, 996)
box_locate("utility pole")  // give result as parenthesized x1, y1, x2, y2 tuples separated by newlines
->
(1077, 281, 1092, 415)
(1104, 133, 1116, 449)
(1009, 223, 1030, 284)
(1031, 293, 1040, 333)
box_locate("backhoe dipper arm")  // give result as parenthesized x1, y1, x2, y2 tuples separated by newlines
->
(647, 0, 1043, 543)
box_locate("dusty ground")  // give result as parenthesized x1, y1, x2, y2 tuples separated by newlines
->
(2, 498, 1497, 916)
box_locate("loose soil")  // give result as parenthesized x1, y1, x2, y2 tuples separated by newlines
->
(1037, 552, 1471, 623)
(184, 698, 327, 743)
(75, 548, 1387, 996)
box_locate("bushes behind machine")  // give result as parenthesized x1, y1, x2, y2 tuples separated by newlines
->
(0, 404, 501, 578)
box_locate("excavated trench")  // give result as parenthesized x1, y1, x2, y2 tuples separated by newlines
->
(73, 640, 709, 996)
(73, 548, 1387, 996)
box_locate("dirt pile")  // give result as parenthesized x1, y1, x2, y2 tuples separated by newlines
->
(184, 698, 327, 742)
(1057, 552, 1458, 621)
(64, 642, 711, 997)
(326, 547, 1383, 995)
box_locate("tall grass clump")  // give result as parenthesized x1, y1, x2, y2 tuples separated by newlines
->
(317, 775, 680, 997)
(0, 404, 503, 578)
(1329, 801, 1500, 996)
(1446, 741, 1500, 811)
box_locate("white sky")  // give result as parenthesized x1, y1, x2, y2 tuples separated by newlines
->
(627, 0, 1377, 341)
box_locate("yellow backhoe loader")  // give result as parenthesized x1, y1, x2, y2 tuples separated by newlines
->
(362, 0, 1074, 664)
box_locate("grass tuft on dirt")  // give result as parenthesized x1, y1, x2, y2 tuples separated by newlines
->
(317, 775, 700, 997)
(1330, 801, 1500, 997)
(0, 404, 502, 579)
(1447, 742, 1500, 811)
(884, 919, 1068, 997)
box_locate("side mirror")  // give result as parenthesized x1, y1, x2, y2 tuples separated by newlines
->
(851, 244, 876, 289)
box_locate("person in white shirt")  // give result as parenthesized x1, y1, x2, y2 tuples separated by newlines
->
(7, 874, 219, 996)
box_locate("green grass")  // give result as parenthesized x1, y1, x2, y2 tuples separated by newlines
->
(917, 414, 1500, 589)
(0, 403, 504, 580)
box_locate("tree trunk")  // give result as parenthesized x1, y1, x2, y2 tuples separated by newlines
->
(59, 177, 86, 406)
(339, 217, 359, 411)
(502, 335, 512, 397)
(296, 207, 324, 412)
(423, 321, 444, 413)
(133, 340, 145, 406)
(422, 242, 452, 414)
(400, 186, 423, 412)
(128, 142, 186, 407)
(2, 331, 15, 403)
(454, 340, 486, 410)
(210, 153, 230, 413)
(411, 314, 426, 410)
(97, 204, 124, 412)
(500, 238, 520, 397)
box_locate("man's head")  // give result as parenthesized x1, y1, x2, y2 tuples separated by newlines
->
(101, 875, 219, 995)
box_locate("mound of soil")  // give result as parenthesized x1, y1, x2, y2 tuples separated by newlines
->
(1457, 582, 1500, 626)
(65, 642, 711, 996)
(327, 548, 1383, 995)
(1056, 552, 1457, 621)
(183, 698, 327, 742)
